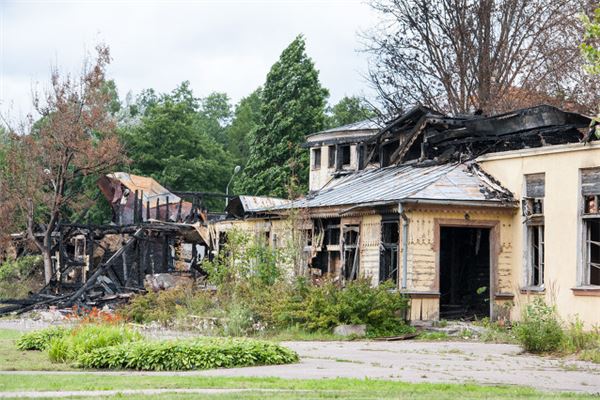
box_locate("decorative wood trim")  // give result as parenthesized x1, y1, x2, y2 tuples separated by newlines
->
(401, 291, 440, 299)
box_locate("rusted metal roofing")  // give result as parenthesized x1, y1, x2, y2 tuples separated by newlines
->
(307, 119, 381, 138)
(237, 195, 291, 211)
(276, 163, 515, 210)
(105, 172, 181, 204)
(226, 195, 291, 217)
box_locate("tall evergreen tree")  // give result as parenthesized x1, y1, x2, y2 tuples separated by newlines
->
(236, 35, 329, 198)
(227, 87, 262, 166)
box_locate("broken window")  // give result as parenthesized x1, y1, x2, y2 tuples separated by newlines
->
(312, 148, 321, 169)
(328, 145, 336, 168)
(380, 219, 399, 284)
(523, 173, 545, 288)
(342, 225, 360, 281)
(338, 145, 351, 167)
(581, 168, 600, 286)
(311, 218, 341, 277)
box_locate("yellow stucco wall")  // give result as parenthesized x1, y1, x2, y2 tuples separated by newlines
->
(478, 142, 600, 327)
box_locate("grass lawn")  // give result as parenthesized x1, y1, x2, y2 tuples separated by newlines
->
(0, 329, 75, 371)
(0, 374, 596, 399)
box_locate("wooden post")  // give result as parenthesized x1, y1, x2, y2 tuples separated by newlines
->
(156, 198, 160, 220)
(139, 191, 144, 222)
(166, 196, 170, 222)
(146, 201, 150, 221)
(177, 199, 183, 222)
(133, 190, 139, 224)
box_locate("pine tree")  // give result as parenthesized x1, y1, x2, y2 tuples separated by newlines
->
(236, 35, 328, 198)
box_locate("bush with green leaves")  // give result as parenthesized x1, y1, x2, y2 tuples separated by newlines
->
(515, 298, 564, 353)
(78, 337, 299, 370)
(47, 324, 142, 363)
(0, 255, 42, 282)
(276, 278, 410, 334)
(203, 229, 284, 287)
(16, 326, 68, 351)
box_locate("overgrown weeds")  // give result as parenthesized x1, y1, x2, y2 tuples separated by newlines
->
(0, 255, 44, 299)
(515, 298, 564, 353)
(119, 229, 411, 339)
(513, 298, 600, 362)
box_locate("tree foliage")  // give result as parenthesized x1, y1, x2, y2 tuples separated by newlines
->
(366, 0, 600, 115)
(581, 7, 600, 74)
(326, 96, 376, 128)
(121, 82, 234, 196)
(0, 45, 127, 283)
(227, 88, 262, 166)
(236, 35, 329, 198)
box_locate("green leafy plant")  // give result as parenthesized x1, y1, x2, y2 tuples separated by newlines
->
(276, 278, 410, 334)
(47, 324, 142, 363)
(16, 326, 68, 351)
(515, 298, 564, 353)
(78, 337, 298, 370)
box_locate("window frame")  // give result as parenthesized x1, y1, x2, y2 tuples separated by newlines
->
(522, 173, 545, 290)
(579, 168, 600, 287)
(312, 148, 322, 170)
(328, 145, 336, 168)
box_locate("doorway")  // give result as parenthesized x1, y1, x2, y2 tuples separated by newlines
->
(439, 226, 491, 320)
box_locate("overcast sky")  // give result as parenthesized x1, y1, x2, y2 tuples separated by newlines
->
(0, 0, 379, 120)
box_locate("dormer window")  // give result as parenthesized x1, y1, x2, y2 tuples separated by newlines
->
(312, 148, 321, 170)
(328, 145, 335, 168)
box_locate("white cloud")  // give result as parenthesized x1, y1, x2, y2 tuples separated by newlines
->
(0, 0, 379, 118)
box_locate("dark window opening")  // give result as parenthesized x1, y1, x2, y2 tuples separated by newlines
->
(339, 145, 351, 166)
(380, 141, 396, 167)
(439, 227, 490, 320)
(328, 145, 336, 168)
(312, 148, 321, 169)
(310, 218, 341, 277)
(527, 225, 544, 287)
(380, 220, 399, 284)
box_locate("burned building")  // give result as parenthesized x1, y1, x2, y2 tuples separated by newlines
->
(214, 105, 600, 326)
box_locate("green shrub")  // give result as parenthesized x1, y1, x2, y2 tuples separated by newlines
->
(78, 337, 299, 370)
(0, 255, 42, 281)
(47, 324, 142, 363)
(515, 298, 564, 353)
(16, 326, 68, 351)
(276, 278, 410, 334)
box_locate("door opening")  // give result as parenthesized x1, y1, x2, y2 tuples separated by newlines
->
(439, 226, 491, 320)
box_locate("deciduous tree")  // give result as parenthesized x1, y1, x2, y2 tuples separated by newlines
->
(365, 0, 599, 115)
(326, 96, 376, 128)
(0, 45, 127, 283)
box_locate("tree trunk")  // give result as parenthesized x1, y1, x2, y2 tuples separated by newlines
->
(42, 250, 53, 285)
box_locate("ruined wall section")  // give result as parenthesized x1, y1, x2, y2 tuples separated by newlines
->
(359, 214, 382, 286)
